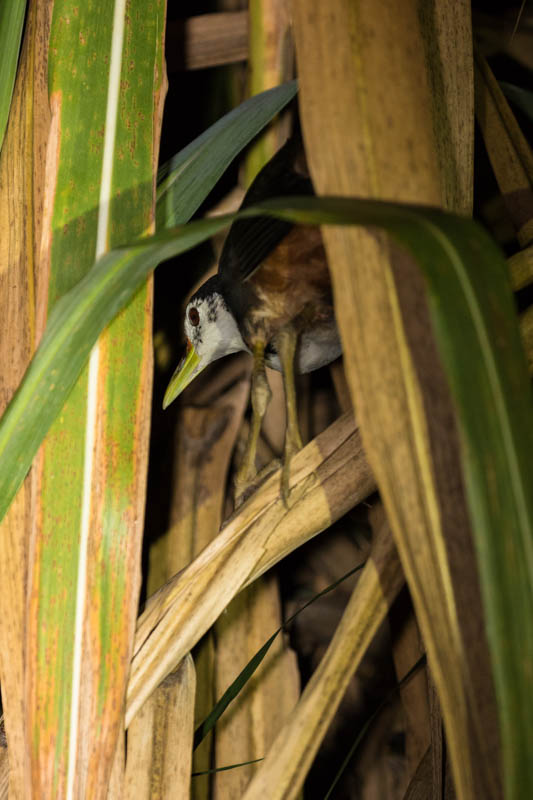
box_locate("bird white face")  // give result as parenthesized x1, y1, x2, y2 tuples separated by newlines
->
(163, 291, 248, 408)
(185, 292, 248, 364)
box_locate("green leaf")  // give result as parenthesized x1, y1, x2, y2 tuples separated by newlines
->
(0, 217, 230, 525)
(192, 758, 264, 777)
(0, 0, 26, 153)
(0, 195, 532, 795)
(0, 78, 296, 524)
(28, 1, 168, 789)
(155, 80, 298, 228)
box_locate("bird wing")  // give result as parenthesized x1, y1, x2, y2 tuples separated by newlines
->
(218, 137, 315, 284)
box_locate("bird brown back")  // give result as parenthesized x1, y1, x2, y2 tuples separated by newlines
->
(243, 225, 334, 347)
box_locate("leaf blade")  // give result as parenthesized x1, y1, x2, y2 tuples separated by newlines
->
(0, 0, 26, 153)
(0, 195, 531, 794)
(155, 80, 298, 228)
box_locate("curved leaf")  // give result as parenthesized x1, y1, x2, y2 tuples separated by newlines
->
(155, 80, 298, 228)
(0, 196, 531, 793)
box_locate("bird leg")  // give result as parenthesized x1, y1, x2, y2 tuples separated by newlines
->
(234, 341, 272, 504)
(275, 324, 303, 505)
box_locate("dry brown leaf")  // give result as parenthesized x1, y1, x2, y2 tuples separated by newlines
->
(388, 593, 430, 782)
(0, 4, 51, 796)
(106, 734, 125, 800)
(520, 305, 533, 373)
(508, 244, 533, 291)
(329, 359, 352, 415)
(292, 2, 501, 797)
(376, 501, 430, 792)
(0, 740, 8, 800)
(241, 510, 403, 800)
(124, 655, 195, 799)
(212, 20, 302, 790)
(474, 50, 533, 246)
(147, 376, 250, 594)
(402, 747, 432, 800)
(149, 369, 250, 799)
(126, 412, 375, 728)
(214, 575, 300, 799)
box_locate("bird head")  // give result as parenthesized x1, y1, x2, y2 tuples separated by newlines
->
(163, 275, 248, 408)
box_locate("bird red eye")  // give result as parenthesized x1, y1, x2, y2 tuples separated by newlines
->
(188, 307, 200, 326)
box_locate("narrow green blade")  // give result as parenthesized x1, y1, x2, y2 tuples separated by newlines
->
(194, 561, 365, 749)
(156, 80, 297, 228)
(0, 0, 26, 153)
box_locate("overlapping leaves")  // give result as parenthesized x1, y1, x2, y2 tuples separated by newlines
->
(0, 80, 532, 796)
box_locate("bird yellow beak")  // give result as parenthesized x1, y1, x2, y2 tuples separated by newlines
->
(162, 340, 201, 409)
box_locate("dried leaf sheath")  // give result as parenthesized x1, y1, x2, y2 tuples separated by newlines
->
(292, 1, 503, 797)
(124, 655, 196, 799)
(0, 2, 51, 797)
(147, 374, 251, 797)
(128, 413, 375, 727)
(242, 513, 403, 800)
(474, 50, 533, 247)
(215, 9, 299, 791)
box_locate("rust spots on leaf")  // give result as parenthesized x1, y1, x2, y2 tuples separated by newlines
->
(37, 91, 63, 338)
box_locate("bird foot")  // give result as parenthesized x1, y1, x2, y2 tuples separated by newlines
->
(280, 428, 303, 507)
(274, 324, 304, 507)
(234, 343, 271, 506)
(233, 467, 255, 508)
(234, 458, 282, 508)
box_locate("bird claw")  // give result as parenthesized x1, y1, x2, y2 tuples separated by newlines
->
(281, 462, 291, 508)
(234, 328, 304, 508)
(280, 431, 303, 507)
(234, 458, 282, 508)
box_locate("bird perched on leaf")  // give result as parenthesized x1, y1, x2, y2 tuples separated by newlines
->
(163, 136, 341, 503)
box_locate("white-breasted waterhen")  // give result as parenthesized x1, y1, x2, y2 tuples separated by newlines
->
(163, 136, 341, 502)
